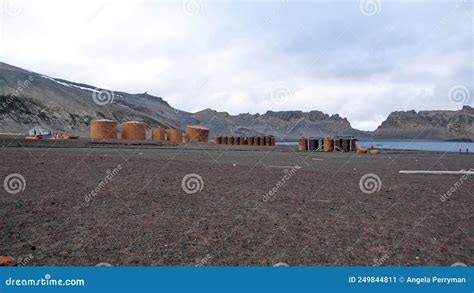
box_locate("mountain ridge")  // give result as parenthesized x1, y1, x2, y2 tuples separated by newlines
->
(0, 62, 472, 140)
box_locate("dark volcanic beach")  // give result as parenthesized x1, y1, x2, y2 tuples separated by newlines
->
(0, 140, 473, 266)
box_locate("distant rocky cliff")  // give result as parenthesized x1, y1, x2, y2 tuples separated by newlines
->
(191, 109, 362, 139)
(373, 106, 474, 140)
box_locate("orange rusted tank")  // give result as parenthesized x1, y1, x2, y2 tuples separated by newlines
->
(221, 136, 228, 145)
(323, 137, 334, 152)
(298, 137, 308, 151)
(166, 129, 183, 142)
(90, 119, 117, 139)
(186, 125, 210, 142)
(151, 127, 166, 142)
(214, 136, 222, 144)
(121, 121, 146, 140)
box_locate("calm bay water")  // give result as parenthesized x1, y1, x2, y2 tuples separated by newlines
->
(277, 140, 474, 153)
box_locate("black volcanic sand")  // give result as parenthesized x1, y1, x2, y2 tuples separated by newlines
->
(0, 144, 473, 266)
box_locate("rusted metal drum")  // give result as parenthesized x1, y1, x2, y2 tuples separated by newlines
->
(239, 136, 245, 145)
(243, 136, 249, 145)
(228, 136, 234, 145)
(221, 136, 228, 145)
(308, 137, 318, 151)
(259, 136, 265, 146)
(264, 136, 271, 146)
(298, 137, 308, 151)
(270, 136, 276, 146)
(252, 136, 259, 146)
(323, 137, 334, 152)
(214, 136, 222, 144)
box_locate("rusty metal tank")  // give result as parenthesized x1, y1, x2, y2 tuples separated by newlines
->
(221, 136, 228, 145)
(90, 119, 117, 139)
(186, 125, 210, 142)
(151, 127, 166, 142)
(166, 129, 183, 142)
(298, 137, 308, 151)
(323, 137, 334, 152)
(121, 121, 146, 140)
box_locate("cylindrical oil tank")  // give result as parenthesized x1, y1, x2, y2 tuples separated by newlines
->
(239, 136, 245, 145)
(342, 138, 350, 152)
(270, 136, 276, 146)
(186, 125, 210, 142)
(259, 136, 266, 146)
(350, 139, 357, 151)
(90, 119, 117, 139)
(243, 136, 248, 145)
(323, 137, 334, 152)
(248, 136, 254, 145)
(121, 121, 146, 140)
(214, 136, 222, 144)
(252, 136, 258, 146)
(298, 137, 308, 151)
(264, 136, 271, 146)
(308, 137, 318, 151)
(166, 129, 183, 142)
(151, 127, 166, 142)
(228, 136, 234, 145)
(234, 136, 241, 145)
(221, 136, 228, 145)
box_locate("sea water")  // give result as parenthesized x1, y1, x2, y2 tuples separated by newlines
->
(277, 140, 474, 153)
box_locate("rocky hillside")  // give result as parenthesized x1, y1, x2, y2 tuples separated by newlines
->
(0, 62, 361, 138)
(0, 62, 195, 136)
(373, 106, 474, 140)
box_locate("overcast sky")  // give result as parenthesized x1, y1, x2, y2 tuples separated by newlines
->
(0, 0, 472, 130)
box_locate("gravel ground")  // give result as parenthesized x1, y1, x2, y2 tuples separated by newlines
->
(0, 144, 473, 266)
